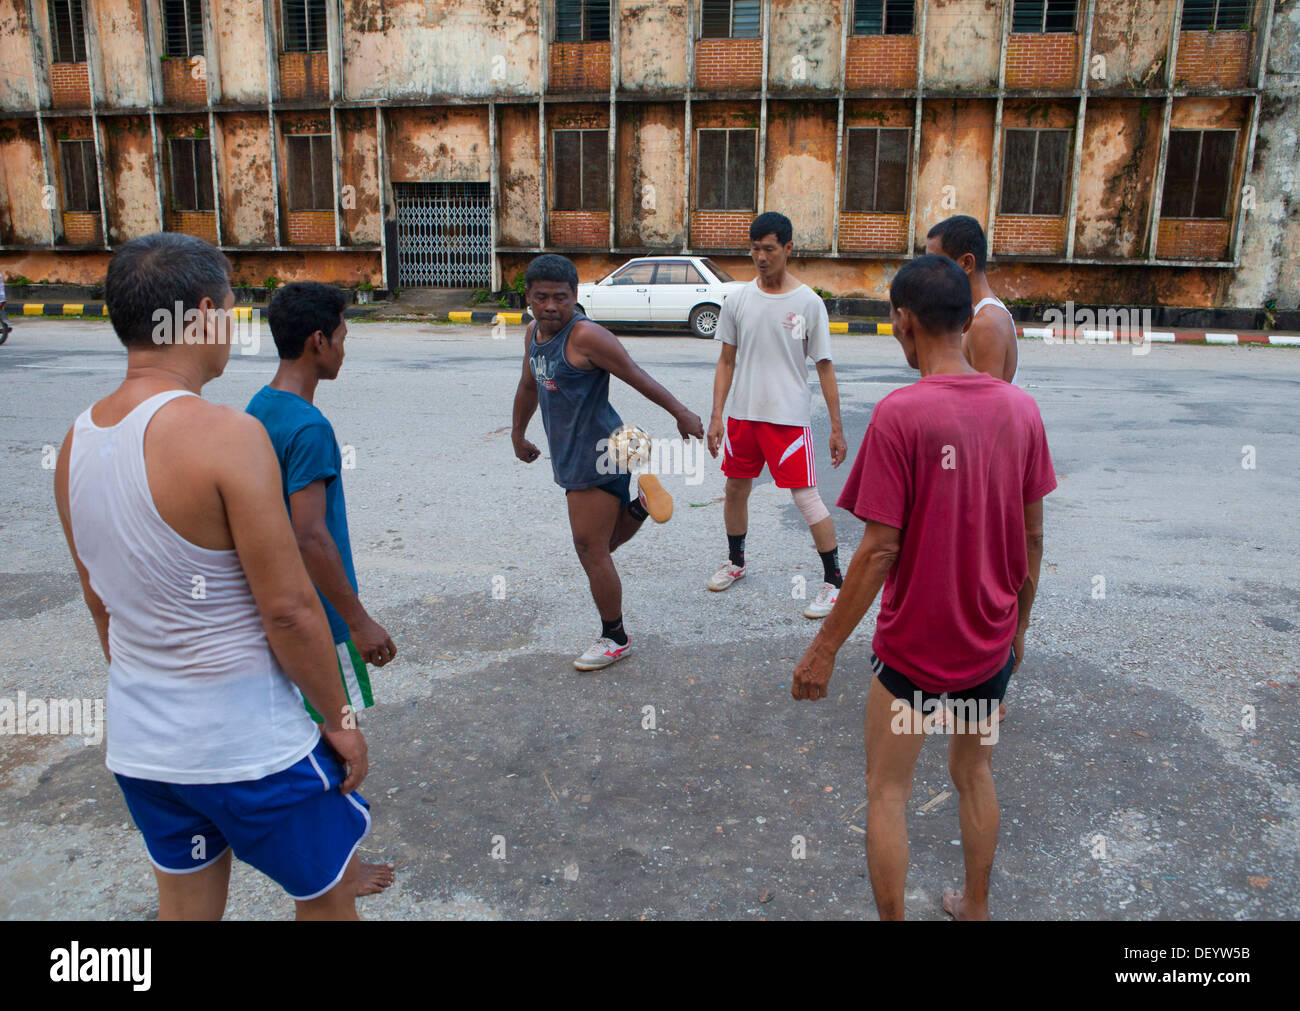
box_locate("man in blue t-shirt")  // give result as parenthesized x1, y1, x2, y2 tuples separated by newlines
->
(247, 281, 395, 896)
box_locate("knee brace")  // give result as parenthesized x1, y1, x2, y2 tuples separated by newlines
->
(791, 486, 830, 526)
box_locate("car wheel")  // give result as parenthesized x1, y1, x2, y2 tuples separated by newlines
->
(689, 303, 721, 339)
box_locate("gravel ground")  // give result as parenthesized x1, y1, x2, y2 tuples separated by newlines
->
(0, 318, 1296, 920)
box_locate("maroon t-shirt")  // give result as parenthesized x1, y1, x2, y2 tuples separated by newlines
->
(837, 373, 1057, 692)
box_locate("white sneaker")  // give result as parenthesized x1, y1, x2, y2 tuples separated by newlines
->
(707, 561, 746, 592)
(804, 582, 839, 619)
(573, 637, 632, 671)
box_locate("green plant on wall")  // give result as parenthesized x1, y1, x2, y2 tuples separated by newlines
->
(263, 276, 279, 291)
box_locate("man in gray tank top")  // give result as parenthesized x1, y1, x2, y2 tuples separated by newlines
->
(926, 215, 1019, 385)
(511, 254, 704, 671)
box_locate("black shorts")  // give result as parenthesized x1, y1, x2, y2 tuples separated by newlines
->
(566, 472, 631, 503)
(873, 647, 1015, 713)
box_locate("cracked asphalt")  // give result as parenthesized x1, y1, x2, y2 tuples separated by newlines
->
(1, 318, 1296, 920)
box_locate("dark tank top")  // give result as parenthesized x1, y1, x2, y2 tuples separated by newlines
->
(528, 311, 623, 490)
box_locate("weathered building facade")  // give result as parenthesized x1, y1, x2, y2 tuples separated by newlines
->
(0, 0, 1296, 308)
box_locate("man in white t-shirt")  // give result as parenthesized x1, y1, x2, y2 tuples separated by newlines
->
(705, 212, 848, 618)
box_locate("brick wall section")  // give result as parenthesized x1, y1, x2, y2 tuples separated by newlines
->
(1005, 34, 1079, 89)
(839, 212, 908, 252)
(550, 210, 609, 247)
(993, 214, 1067, 255)
(286, 210, 334, 245)
(162, 58, 208, 106)
(279, 53, 330, 101)
(549, 42, 611, 92)
(62, 211, 100, 244)
(694, 39, 763, 90)
(845, 36, 918, 90)
(50, 63, 91, 108)
(1175, 31, 1253, 89)
(690, 210, 751, 248)
(1157, 218, 1231, 261)
(168, 211, 218, 244)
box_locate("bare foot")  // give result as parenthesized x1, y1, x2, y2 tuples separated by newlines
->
(356, 862, 395, 896)
(941, 887, 990, 921)
(998, 703, 1008, 723)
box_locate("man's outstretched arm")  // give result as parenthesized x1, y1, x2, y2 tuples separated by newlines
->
(707, 342, 736, 458)
(512, 323, 541, 462)
(575, 322, 704, 440)
(814, 359, 847, 467)
(792, 519, 901, 701)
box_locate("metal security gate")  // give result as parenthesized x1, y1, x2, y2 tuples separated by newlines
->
(394, 182, 491, 287)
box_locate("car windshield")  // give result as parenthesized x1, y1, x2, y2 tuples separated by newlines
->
(701, 258, 735, 283)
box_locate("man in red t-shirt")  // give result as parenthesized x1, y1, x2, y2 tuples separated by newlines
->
(791, 254, 1056, 921)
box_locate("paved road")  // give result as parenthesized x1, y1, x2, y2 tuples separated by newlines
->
(1, 319, 1296, 920)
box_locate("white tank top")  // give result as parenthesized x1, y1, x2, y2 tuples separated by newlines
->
(69, 390, 318, 784)
(973, 296, 1019, 386)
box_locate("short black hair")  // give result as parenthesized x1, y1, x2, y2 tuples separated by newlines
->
(104, 233, 231, 348)
(890, 254, 972, 334)
(525, 254, 578, 291)
(927, 214, 987, 272)
(266, 282, 347, 360)
(749, 211, 793, 246)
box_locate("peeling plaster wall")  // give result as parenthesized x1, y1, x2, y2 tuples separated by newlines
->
(1230, 1, 1300, 309)
(1073, 99, 1159, 259)
(615, 104, 683, 246)
(914, 100, 995, 248)
(0, 0, 39, 110)
(94, 0, 151, 107)
(227, 251, 380, 287)
(214, 0, 270, 102)
(101, 116, 160, 242)
(0, 250, 111, 283)
(338, 110, 381, 245)
(925, 0, 1001, 89)
(1089, 0, 1172, 89)
(218, 113, 276, 245)
(497, 104, 539, 246)
(0, 121, 50, 243)
(342, 0, 540, 100)
(764, 102, 836, 250)
(387, 107, 489, 182)
(619, 0, 689, 92)
(769, 0, 840, 92)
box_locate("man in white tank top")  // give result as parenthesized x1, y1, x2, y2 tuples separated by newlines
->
(926, 215, 1019, 386)
(52, 233, 371, 920)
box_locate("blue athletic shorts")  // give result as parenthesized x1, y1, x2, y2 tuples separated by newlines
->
(114, 737, 370, 901)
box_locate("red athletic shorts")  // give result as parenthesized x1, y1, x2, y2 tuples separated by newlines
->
(721, 417, 816, 488)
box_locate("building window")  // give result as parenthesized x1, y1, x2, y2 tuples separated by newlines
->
(1000, 129, 1070, 215)
(282, 0, 327, 53)
(1162, 130, 1235, 218)
(59, 139, 99, 213)
(701, 0, 761, 39)
(168, 137, 214, 212)
(1181, 0, 1253, 31)
(48, 0, 87, 63)
(696, 129, 756, 211)
(843, 128, 909, 212)
(1011, 0, 1078, 33)
(555, 1, 610, 42)
(163, 0, 204, 59)
(852, 0, 915, 35)
(552, 130, 608, 210)
(286, 134, 333, 210)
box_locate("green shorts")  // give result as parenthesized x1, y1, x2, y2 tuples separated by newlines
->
(303, 639, 375, 724)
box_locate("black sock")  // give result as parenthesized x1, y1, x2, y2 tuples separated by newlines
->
(820, 547, 842, 588)
(602, 617, 628, 646)
(728, 533, 746, 568)
(627, 497, 649, 522)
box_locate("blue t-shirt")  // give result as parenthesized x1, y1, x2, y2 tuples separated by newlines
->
(246, 386, 357, 644)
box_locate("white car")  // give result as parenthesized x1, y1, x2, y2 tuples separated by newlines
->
(575, 256, 747, 339)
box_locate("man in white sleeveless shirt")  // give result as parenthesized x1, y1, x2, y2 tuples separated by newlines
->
(926, 215, 1019, 386)
(52, 233, 371, 920)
